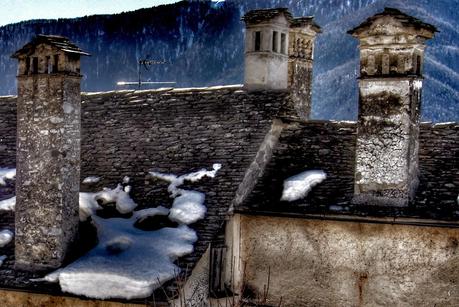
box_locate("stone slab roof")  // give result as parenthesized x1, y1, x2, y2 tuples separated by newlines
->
(241, 8, 293, 24)
(235, 120, 459, 221)
(11, 35, 90, 58)
(0, 86, 289, 303)
(0, 87, 457, 301)
(348, 7, 437, 36)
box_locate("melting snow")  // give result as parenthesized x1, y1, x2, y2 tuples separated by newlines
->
(169, 190, 206, 224)
(134, 206, 169, 223)
(0, 229, 13, 247)
(150, 163, 221, 197)
(281, 170, 327, 202)
(82, 176, 101, 184)
(79, 184, 137, 221)
(40, 216, 197, 300)
(0, 255, 6, 267)
(0, 196, 15, 211)
(0, 168, 15, 185)
(40, 164, 221, 300)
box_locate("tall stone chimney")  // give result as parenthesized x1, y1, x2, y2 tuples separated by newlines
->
(288, 17, 321, 120)
(12, 35, 89, 271)
(348, 8, 436, 206)
(242, 8, 292, 91)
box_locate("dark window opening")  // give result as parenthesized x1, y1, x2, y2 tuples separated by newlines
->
(24, 57, 30, 75)
(32, 57, 38, 74)
(53, 55, 59, 73)
(46, 56, 51, 74)
(272, 31, 278, 52)
(280, 33, 286, 54)
(254, 31, 261, 51)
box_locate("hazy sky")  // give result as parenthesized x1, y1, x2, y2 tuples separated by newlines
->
(0, 0, 182, 26)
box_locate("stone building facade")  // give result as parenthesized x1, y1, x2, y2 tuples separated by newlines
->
(0, 7, 457, 307)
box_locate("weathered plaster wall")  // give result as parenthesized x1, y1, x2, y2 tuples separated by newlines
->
(238, 214, 459, 307)
(0, 289, 146, 307)
(354, 79, 421, 206)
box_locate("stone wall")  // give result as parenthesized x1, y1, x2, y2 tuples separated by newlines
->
(238, 214, 459, 307)
(354, 79, 421, 206)
(15, 75, 81, 271)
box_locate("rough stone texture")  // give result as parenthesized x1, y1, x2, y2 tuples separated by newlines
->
(240, 120, 357, 212)
(170, 247, 211, 307)
(239, 214, 459, 307)
(287, 20, 319, 121)
(236, 120, 458, 220)
(232, 119, 285, 211)
(416, 122, 459, 210)
(15, 70, 82, 271)
(350, 9, 435, 207)
(354, 79, 422, 206)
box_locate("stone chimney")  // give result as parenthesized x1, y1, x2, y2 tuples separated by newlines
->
(12, 35, 89, 271)
(348, 8, 436, 206)
(242, 8, 292, 91)
(288, 17, 321, 120)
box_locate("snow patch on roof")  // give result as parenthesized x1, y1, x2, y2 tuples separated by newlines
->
(0, 229, 13, 247)
(0, 168, 15, 186)
(79, 184, 137, 221)
(281, 170, 327, 202)
(39, 217, 198, 300)
(38, 164, 221, 300)
(0, 255, 6, 267)
(169, 190, 206, 224)
(82, 176, 101, 184)
(0, 196, 15, 211)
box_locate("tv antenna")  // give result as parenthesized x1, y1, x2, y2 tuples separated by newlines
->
(117, 56, 176, 89)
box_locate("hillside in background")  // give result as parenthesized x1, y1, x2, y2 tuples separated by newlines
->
(0, 0, 457, 121)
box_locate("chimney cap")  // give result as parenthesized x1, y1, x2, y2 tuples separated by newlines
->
(291, 17, 322, 33)
(242, 8, 293, 25)
(12, 34, 90, 59)
(347, 7, 437, 37)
